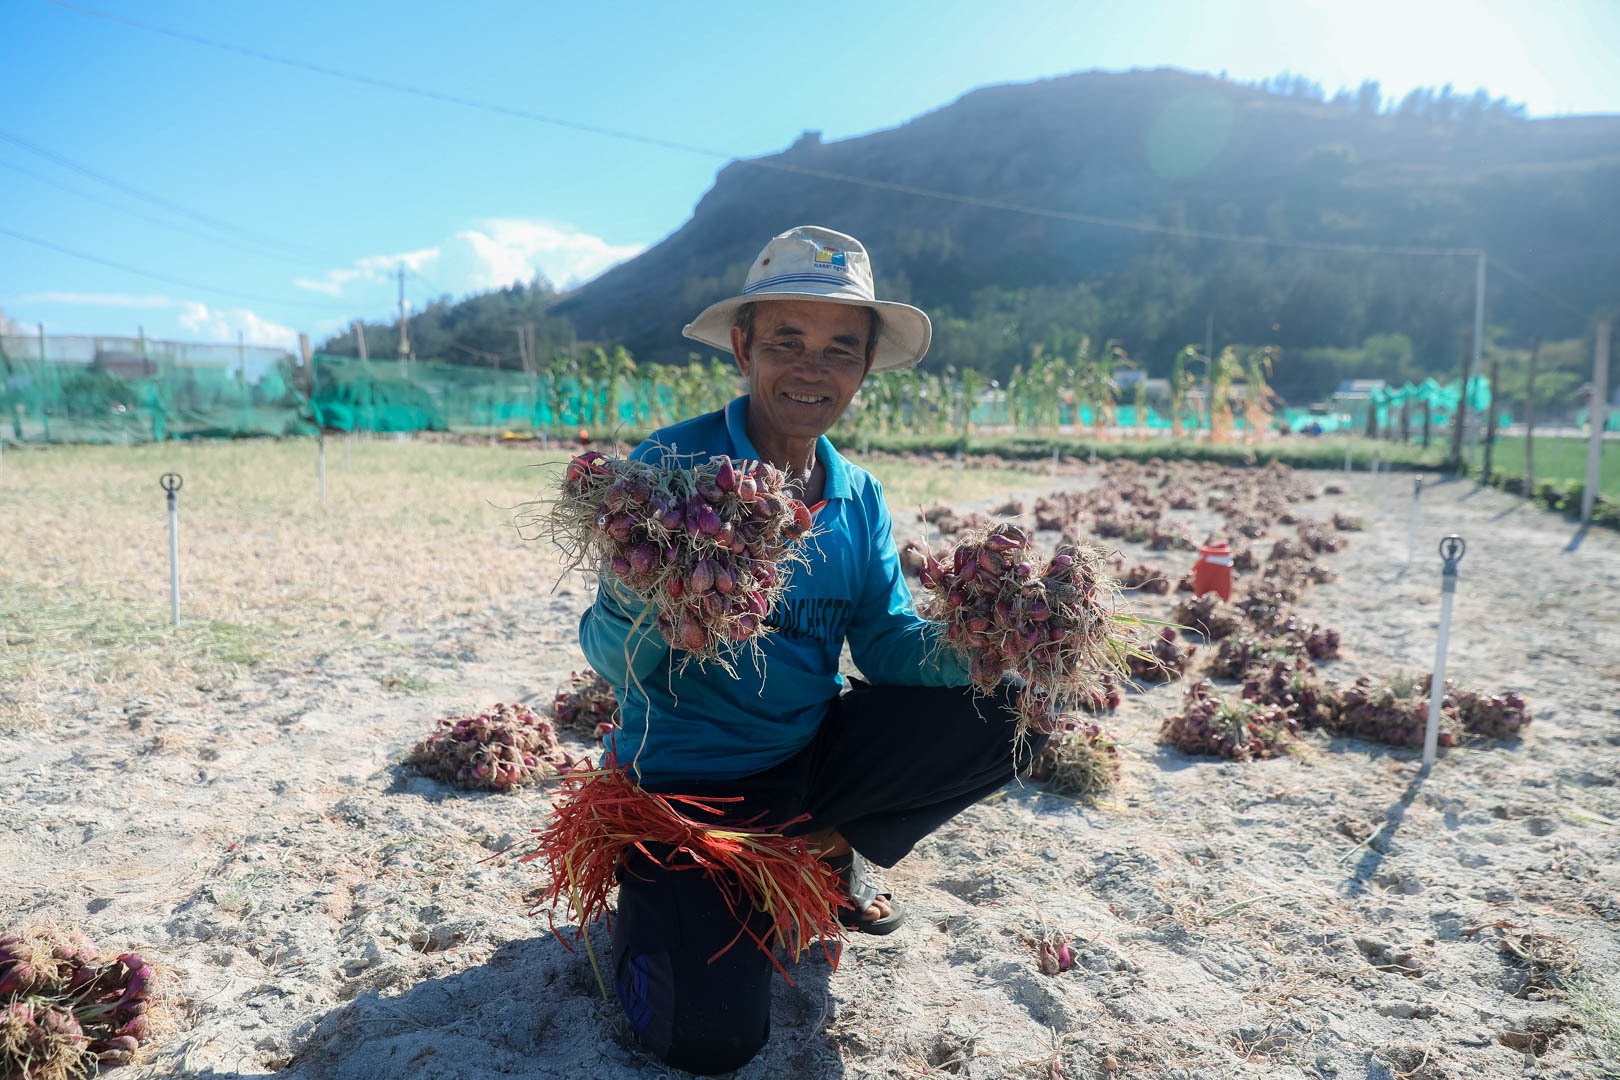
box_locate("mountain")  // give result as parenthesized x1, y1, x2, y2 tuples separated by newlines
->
(552, 68, 1620, 394)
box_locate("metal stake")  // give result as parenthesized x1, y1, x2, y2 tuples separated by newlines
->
(1377, 459, 1391, 520)
(318, 433, 327, 503)
(1407, 476, 1423, 566)
(161, 472, 183, 627)
(1344, 439, 1352, 473)
(1050, 445, 1059, 479)
(954, 446, 963, 498)
(1422, 534, 1466, 770)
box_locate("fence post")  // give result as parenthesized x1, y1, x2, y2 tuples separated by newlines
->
(1524, 337, 1540, 497)
(1583, 321, 1611, 524)
(1407, 476, 1423, 567)
(1449, 328, 1472, 467)
(1482, 357, 1501, 483)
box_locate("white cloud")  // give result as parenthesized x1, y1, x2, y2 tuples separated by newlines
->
(440, 219, 644, 291)
(176, 302, 298, 348)
(293, 221, 642, 300)
(294, 246, 440, 296)
(18, 292, 177, 308)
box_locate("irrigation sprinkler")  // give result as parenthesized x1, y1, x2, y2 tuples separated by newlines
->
(1421, 534, 1466, 771)
(160, 472, 183, 628)
(1406, 476, 1423, 566)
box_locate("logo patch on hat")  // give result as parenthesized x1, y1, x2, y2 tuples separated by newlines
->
(813, 246, 847, 270)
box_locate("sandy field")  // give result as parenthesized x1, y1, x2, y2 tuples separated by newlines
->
(2, 439, 1618, 1079)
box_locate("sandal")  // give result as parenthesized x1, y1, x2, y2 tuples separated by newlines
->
(829, 851, 906, 936)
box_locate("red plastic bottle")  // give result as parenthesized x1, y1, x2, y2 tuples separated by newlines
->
(1193, 540, 1233, 600)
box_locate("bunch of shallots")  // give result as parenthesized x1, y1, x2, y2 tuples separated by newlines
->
(550, 670, 619, 737)
(1447, 683, 1533, 740)
(916, 524, 1132, 733)
(1127, 627, 1196, 683)
(1158, 679, 1299, 761)
(1240, 660, 1338, 731)
(1119, 563, 1172, 594)
(1029, 717, 1122, 800)
(1, 929, 155, 1074)
(1333, 676, 1458, 750)
(541, 451, 812, 665)
(1171, 594, 1242, 640)
(406, 702, 571, 791)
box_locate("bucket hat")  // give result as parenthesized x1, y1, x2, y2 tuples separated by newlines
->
(682, 225, 931, 372)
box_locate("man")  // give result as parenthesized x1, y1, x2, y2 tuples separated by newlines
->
(579, 225, 1038, 1075)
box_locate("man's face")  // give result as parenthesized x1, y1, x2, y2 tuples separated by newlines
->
(731, 299, 874, 444)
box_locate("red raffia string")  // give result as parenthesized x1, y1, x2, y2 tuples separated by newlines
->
(520, 755, 849, 985)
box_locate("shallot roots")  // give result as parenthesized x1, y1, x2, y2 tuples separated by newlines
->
(521, 758, 846, 984)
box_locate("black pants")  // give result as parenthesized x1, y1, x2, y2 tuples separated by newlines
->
(610, 678, 1039, 1075)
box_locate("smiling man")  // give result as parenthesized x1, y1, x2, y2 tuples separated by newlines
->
(578, 225, 1040, 1075)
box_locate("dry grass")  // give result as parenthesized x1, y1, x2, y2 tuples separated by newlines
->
(0, 437, 569, 728)
(0, 437, 1044, 729)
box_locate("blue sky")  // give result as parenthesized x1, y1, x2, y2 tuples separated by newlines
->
(3, 0, 1618, 353)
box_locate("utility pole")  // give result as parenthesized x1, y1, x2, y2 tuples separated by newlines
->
(397, 264, 411, 372)
(353, 319, 369, 364)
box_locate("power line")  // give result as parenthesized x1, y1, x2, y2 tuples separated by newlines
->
(0, 127, 342, 265)
(408, 267, 450, 300)
(1487, 257, 1588, 320)
(0, 156, 325, 268)
(44, 0, 1486, 261)
(0, 224, 353, 312)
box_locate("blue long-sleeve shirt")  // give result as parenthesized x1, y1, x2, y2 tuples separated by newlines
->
(579, 395, 971, 784)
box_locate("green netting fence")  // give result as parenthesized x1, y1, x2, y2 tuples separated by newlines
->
(10, 333, 1589, 446)
(0, 336, 737, 444)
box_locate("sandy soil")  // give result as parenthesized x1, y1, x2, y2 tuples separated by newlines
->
(4, 462, 1618, 1079)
